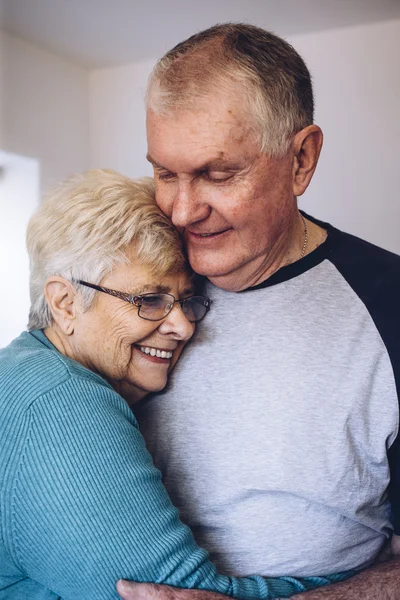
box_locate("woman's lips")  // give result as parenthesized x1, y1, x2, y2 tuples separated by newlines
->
(135, 345, 173, 364)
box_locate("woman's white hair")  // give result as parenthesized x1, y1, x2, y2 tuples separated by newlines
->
(27, 169, 188, 330)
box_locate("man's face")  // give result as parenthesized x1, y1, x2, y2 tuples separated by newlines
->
(147, 93, 296, 291)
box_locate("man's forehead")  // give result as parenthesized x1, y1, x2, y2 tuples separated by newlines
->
(146, 107, 255, 164)
(146, 95, 254, 133)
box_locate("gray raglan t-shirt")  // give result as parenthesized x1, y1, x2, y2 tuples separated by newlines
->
(135, 215, 400, 578)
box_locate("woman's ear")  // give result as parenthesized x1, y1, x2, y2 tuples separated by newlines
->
(44, 277, 77, 335)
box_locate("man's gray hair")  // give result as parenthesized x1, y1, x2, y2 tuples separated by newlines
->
(147, 23, 314, 157)
(27, 169, 187, 330)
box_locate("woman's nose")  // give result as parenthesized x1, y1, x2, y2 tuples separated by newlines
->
(158, 303, 195, 341)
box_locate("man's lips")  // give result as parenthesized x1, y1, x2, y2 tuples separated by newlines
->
(186, 228, 232, 242)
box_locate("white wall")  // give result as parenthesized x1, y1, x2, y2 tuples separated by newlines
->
(0, 32, 5, 147)
(90, 59, 155, 178)
(0, 150, 39, 347)
(1, 32, 90, 341)
(89, 18, 400, 254)
(2, 31, 90, 191)
(293, 19, 400, 253)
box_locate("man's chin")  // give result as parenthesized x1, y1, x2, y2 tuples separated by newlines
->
(187, 253, 230, 279)
(189, 265, 243, 292)
(190, 265, 229, 280)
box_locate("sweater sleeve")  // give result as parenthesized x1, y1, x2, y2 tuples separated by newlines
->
(6, 377, 351, 600)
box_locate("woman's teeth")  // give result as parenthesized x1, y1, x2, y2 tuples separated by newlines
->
(140, 346, 172, 359)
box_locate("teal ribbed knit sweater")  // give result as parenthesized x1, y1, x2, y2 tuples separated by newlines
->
(0, 331, 352, 599)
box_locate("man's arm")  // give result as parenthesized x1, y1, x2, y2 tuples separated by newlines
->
(117, 581, 227, 600)
(294, 557, 400, 599)
(117, 536, 400, 600)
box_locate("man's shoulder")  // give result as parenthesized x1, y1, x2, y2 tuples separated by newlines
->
(329, 226, 400, 291)
(334, 226, 400, 265)
(305, 212, 400, 276)
(326, 225, 400, 361)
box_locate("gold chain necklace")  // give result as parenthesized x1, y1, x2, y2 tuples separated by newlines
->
(300, 213, 308, 259)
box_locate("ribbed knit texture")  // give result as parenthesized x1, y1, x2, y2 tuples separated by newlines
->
(0, 330, 354, 599)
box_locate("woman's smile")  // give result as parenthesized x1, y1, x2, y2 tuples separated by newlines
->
(137, 345, 174, 361)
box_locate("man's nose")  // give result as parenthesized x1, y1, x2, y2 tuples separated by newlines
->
(158, 303, 195, 341)
(171, 181, 210, 228)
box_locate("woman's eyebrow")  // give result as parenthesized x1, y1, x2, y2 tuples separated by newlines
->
(133, 284, 171, 295)
(133, 285, 196, 299)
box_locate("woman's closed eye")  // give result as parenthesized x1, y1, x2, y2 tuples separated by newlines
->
(139, 294, 167, 308)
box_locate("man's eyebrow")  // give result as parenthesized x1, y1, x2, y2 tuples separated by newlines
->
(146, 154, 240, 173)
(146, 153, 162, 168)
(202, 159, 240, 170)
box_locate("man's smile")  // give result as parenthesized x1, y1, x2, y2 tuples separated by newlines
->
(186, 228, 232, 241)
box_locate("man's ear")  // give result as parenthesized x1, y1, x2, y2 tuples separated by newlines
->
(291, 125, 323, 197)
(44, 277, 77, 335)
(392, 534, 400, 556)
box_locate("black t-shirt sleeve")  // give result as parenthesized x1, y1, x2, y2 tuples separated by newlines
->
(328, 230, 400, 534)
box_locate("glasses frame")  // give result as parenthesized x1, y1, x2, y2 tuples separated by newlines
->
(76, 280, 211, 323)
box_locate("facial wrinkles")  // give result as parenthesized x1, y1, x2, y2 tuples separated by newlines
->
(201, 155, 296, 290)
(174, 154, 258, 236)
(149, 104, 252, 174)
(52, 264, 194, 410)
(84, 302, 134, 379)
(203, 155, 273, 228)
(148, 99, 300, 291)
(149, 110, 250, 225)
(185, 167, 251, 234)
(225, 160, 295, 279)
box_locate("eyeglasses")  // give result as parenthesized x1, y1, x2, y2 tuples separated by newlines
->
(77, 280, 211, 323)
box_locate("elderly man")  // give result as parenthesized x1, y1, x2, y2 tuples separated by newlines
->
(119, 24, 400, 599)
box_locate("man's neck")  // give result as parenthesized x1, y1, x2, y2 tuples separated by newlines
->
(208, 216, 327, 292)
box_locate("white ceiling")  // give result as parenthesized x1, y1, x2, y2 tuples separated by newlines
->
(1, 0, 400, 68)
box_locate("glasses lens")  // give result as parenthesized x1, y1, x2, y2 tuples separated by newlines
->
(181, 296, 208, 323)
(139, 294, 173, 320)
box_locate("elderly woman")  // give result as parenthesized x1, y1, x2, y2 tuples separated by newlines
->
(0, 170, 351, 600)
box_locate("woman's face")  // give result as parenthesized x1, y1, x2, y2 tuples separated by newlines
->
(71, 262, 195, 403)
